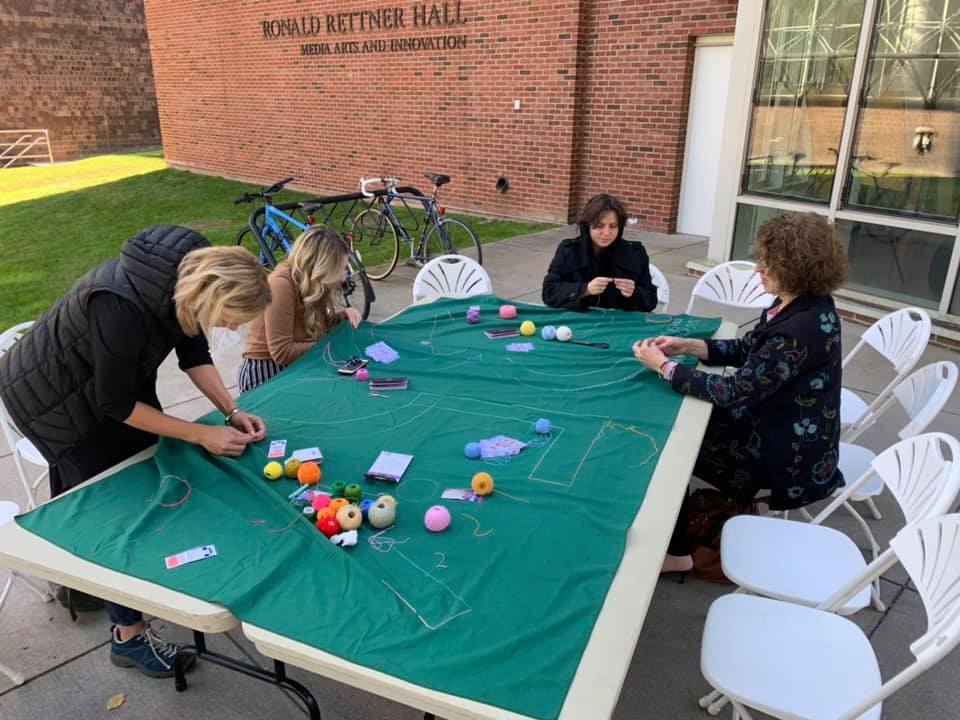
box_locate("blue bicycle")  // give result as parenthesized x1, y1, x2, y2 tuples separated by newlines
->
(233, 178, 374, 321)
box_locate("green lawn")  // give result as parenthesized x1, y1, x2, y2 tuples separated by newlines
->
(0, 155, 555, 327)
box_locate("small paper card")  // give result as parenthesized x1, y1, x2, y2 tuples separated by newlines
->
(369, 377, 408, 391)
(165, 545, 217, 570)
(365, 341, 400, 364)
(441, 488, 483, 503)
(292, 447, 323, 462)
(484, 328, 520, 339)
(267, 439, 287, 458)
(365, 451, 414, 482)
(506, 342, 535, 352)
(479, 435, 528, 459)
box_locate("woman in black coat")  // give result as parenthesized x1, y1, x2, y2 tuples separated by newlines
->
(633, 212, 849, 574)
(542, 194, 658, 312)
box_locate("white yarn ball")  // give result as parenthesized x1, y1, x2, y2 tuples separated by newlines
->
(556, 325, 573, 342)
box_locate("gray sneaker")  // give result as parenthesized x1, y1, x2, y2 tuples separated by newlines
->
(110, 625, 196, 678)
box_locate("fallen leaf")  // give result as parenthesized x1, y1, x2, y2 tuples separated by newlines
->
(106, 693, 126, 710)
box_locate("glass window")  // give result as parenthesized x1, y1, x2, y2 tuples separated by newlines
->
(835, 218, 954, 307)
(731, 204, 783, 259)
(844, 0, 960, 221)
(743, 0, 866, 203)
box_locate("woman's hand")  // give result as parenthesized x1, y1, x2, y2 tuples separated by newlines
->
(229, 409, 266, 441)
(585, 276, 612, 296)
(632, 338, 668, 372)
(344, 307, 362, 328)
(652, 335, 709, 360)
(612, 277, 635, 297)
(197, 425, 255, 457)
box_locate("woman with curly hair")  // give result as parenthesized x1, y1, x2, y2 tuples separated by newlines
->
(238, 226, 362, 393)
(633, 212, 849, 574)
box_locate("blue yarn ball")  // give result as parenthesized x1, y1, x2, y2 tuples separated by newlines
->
(535, 418, 552, 435)
(359, 498, 374, 520)
(541, 325, 557, 341)
(464, 442, 482, 459)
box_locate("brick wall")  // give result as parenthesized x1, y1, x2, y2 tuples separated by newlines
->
(0, 1, 161, 160)
(143, 0, 735, 227)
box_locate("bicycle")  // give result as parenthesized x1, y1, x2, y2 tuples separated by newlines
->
(348, 173, 482, 281)
(233, 178, 375, 321)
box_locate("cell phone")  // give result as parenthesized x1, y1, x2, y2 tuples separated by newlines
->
(337, 356, 369, 375)
(484, 328, 521, 339)
(369, 377, 408, 391)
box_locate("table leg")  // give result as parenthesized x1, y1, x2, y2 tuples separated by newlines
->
(174, 630, 322, 719)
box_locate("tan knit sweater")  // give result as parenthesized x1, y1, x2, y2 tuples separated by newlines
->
(242, 264, 343, 366)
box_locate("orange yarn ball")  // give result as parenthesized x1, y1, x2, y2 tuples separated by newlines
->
(329, 498, 350, 514)
(298, 461, 321, 485)
(316, 507, 337, 523)
(471, 472, 494, 496)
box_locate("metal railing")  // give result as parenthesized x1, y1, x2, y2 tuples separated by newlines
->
(0, 129, 53, 169)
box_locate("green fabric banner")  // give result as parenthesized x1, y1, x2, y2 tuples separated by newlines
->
(18, 297, 719, 719)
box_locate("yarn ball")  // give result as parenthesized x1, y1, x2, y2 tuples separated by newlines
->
(359, 498, 374, 520)
(466, 308, 481, 324)
(368, 499, 396, 529)
(316, 507, 337, 523)
(329, 498, 350, 515)
(311, 493, 331, 511)
(344, 483, 363, 503)
(297, 461, 321, 485)
(535, 418, 552, 435)
(498, 304, 517, 319)
(317, 518, 341, 538)
(355, 368, 370, 381)
(464, 442, 482, 459)
(555, 325, 573, 342)
(263, 461, 283, 481)
(330, 480, 346, 498)
(541, 325, 557, 341)
(519, 320, 536, 336)
(424, 505, 452, 532)
(378, 494, 398, 509)
(284, 458, 302, 478)
(336, 504, 363, 531)
(471, 471, 495, 496)
(301, 506, 317, 521)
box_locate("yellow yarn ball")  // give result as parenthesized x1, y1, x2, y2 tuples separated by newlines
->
(471, 472, 495, 496)
(284, 458, 302, 479)
(520, 320, 536, 336)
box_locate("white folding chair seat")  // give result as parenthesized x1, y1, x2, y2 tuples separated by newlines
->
(702, 594, 881, 720)
(684, 260, 775, 316)
(721, 433, 960, 616)
(412, 255, 492, 303)
(841, 307, 931, 435)
(701, 514, 960, 720)
(647, 263, 670, 313)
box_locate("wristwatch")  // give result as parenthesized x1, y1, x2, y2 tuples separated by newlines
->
(224, 407, 241, 425)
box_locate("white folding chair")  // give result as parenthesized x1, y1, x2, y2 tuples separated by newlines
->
(719, 433, 959, 622)
(684, 260, 775, 317)
(841, 307, 931, 437)
(648, 263, 670, 313)
(412, 255, 492, 303)
(700, 513, 960, 720)
(0, 322, 46, 509)
(0, 499, 54, 686)
(838, 361, 958, 521)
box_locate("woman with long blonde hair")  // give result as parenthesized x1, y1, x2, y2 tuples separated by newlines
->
(0, 224, 271, 678)
(239, 225, 362, 393)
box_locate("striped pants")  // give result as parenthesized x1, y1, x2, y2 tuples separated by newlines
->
(237, 357, 282, 395)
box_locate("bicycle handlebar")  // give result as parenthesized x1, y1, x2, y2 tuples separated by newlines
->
(359, 176, 400, 197)
(233, 177, 295, 204)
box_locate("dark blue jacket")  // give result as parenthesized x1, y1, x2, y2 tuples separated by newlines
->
(672, 295, 844, 510)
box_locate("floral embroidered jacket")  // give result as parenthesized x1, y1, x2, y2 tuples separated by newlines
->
(670, 295, 844, 510)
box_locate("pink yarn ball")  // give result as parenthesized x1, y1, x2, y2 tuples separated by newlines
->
(355, 368, 370, 381)
(311, 493, 331, 511)
(424, 505, 452, 532)
(499, 305, 517, 320)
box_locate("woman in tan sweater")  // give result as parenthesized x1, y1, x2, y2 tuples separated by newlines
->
(238, 226, 361, 393)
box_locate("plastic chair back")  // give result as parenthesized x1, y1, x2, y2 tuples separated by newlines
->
(412, 255, 492, 303)
(684, 260, 774, 315)
(648, 263, 670, 313)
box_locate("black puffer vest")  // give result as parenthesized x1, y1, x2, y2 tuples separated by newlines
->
(0, 225, 210, 463)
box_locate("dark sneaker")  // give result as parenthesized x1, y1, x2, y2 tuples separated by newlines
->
(54, 585, 105, 615)
(110, 625, 196, 678)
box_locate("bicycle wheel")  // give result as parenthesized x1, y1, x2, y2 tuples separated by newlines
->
(336, 252, 374, 321)
(349, 209, 400, 281)
(235, 226, 279, 269)
(422, 217, 483, 265)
